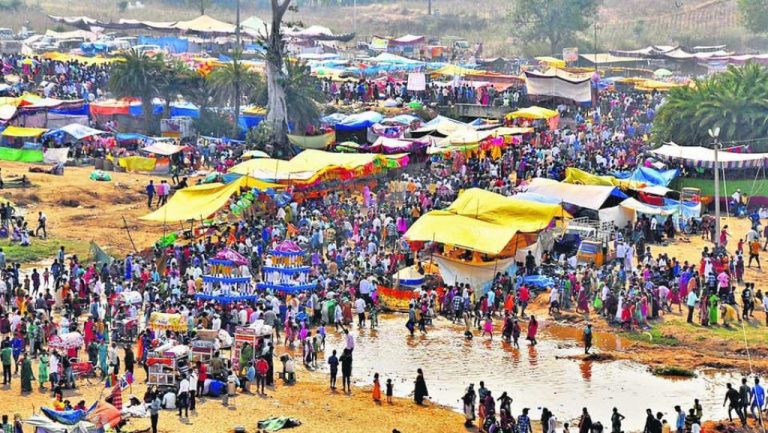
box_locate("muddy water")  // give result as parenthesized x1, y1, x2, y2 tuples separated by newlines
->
(320, 315, 736, 430)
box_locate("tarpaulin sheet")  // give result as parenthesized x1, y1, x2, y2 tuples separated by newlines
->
(405, 188, 568, 256)
(41, 407, 87, 425)
(525, 178, 628, 210)
(55, 123, 105, 140)
(43, 147, 69, 164)
(140, 176, 280, 222)
(434, 255, 516, 292)
(2, 125, 47, 137)
(117, 156, 157, 172)
(229, 149, 408, 183)
(650, 143, 768, 169)
(613, 166, 678, 187)
(138, 35, 189, 53)
(0, 146, 43, 162)
(563, 167, 642, 189)
(141, 142, 185, 155)
(335, 111, 384, 131)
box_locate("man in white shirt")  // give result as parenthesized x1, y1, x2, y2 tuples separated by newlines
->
(344, 329, 355, 353)
(354, 297, 366, 328)
(177, 373, 190, 418)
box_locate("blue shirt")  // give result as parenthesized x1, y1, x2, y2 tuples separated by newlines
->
(754, 384, 765, 406)
(246, 366, 256, 382)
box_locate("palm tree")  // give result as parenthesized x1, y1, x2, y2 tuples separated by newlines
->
(109, 49, 164, 134)
(653, 63, 768, 150)
(208, 50, 266, 135)
(158, 59, 198, 119)
(283, 60, 324, 135)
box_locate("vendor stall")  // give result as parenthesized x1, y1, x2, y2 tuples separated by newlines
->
(147, 342, 190, 388)
(147, 312, 187, 333)
(232, 320, 272, 373)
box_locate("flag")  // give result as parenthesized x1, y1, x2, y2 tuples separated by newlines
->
(119, 372, 134, 390)
(104, 375, 112, 388)
(109, 385, 122, 411)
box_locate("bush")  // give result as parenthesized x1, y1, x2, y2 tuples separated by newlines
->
(0, 0, 22, 10)
(194, 110, 234, 137)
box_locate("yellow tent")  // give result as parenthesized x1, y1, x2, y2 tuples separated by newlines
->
(405, 188, 569, 256)
(506, 106, 559, 120)
(242, 106, 267, 116)
(634, 79, 686, 92)
(2, 126, 47, 137)
(431, 64, 479, 76)
(229, 149, 406, 184)
(563, 167, 642, 190)
(535, 56, 566, 69)
(140, 176, 281, 222)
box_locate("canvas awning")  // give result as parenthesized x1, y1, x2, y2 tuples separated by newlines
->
(172, 15, 236, 34)
(524, 178, 628, 210)
(506, 106, 559, 120)
(405, 188, 569, 256)
(54, 123, 105, 140)
(141, 142, 185, 156)
(140, 176, 281, 222)
(650, 143, 768, 169)
(2, 126, 47, 137)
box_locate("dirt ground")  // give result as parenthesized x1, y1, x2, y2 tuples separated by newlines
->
(0, 161, 168, 256)
(0, 350, 469, 433)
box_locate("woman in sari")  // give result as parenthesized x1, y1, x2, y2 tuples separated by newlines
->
(38, 351, 49, 391)
(413, 368, 429, 405)
(708, 293, 719, 325)
(526, 315, 539, 345)
(20, 354, 34, 393)
(576, 286, 589, 313)
(372, 373, 382, 402)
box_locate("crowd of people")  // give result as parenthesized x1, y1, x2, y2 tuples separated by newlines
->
(0, 85, 765, 433)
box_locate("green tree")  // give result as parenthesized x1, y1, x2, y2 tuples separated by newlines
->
(208, 50, 267, 134)
(109, 49, 164, 134)
(509, 0, 600, 54)
(737, 0, 768, 34)
(653, 63, 768, 150)
(157, 59, 198, 119)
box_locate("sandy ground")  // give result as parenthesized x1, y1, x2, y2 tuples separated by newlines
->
(1, 161, 168, 256)
(0, 350, 470, 433)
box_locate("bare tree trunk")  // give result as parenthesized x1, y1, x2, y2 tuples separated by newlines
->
(266, 0, 291, 151)
(266, 61, 288, 148)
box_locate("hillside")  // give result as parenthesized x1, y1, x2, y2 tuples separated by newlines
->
(1, 0, 763, 56)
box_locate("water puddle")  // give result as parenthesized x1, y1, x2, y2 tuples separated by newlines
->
(315, 314, 736, 430)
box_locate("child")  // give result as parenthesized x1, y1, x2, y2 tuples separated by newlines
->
(372, 373, 382, 402)
(386, 379, 393, 404)
(737, 238, 745, 255)
(563, 422, 570, 433)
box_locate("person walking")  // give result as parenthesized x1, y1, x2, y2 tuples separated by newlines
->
(177, 373, 190, 420)
(751, 377, 765, 421)
(36, 212, 47, 239)
(583, 324, 593, 354)
(579, 408, 593, 433)
(723, 383, 745, 425)
(1, 343, 11, 385)
(146, 180, 156, 208)
(149, 391, 161, 433)
(674, 405, 685, 433)
(527, 316, 539, 346)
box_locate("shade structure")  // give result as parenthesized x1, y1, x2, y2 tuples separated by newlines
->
(650, 143, 768, 169)
(525, 178, 628, 210)
(506, 106, 559, 120)
(405, 188, 568, 256)
(140, 176, 281, 222)
(2, 126, 47, 137)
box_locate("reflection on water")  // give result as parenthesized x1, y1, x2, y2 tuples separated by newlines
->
(313, 314, 735, 430)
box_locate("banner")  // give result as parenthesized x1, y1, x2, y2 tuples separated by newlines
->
(0, 146, 43, 162)
(562, 47, 579, 63)
(43, 147, 69, 164)
(433, 255, 516, 293)
(407, 72, 426, 91)
(117, 155, 157, 172)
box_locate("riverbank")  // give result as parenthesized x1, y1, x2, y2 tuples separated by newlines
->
(523, 215, 768, 377)
(0, 355, 468, 433)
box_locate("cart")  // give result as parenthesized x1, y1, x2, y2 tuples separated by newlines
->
(147, 343, 191, 389)
(191, 329, 232, 364)
(231, 321, 272, 374)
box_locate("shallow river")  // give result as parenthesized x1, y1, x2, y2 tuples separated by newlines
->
(318, 314, 737, 430)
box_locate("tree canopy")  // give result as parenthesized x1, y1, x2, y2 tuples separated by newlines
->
(509, 0, 600, 54)
(653, 63, 768, 150)
(737, 0, 768, 34)
(109, 49, 164, 134)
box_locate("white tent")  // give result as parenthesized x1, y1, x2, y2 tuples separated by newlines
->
(524, 178, 627, 210)
(650, 143, 768, 169)
(56, 123, 105, 140)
